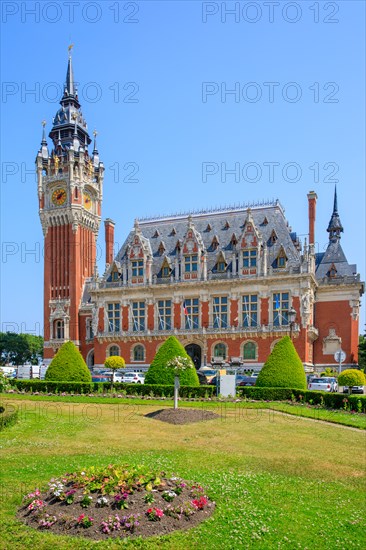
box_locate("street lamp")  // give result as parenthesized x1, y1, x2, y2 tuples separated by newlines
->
(288, 307, 296, 340)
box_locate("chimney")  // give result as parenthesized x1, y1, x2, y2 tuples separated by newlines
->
(307, 191, 317, 245)
(104, 218, 115, 265)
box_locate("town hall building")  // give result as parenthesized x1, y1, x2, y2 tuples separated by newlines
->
(37, 56, 364, 372)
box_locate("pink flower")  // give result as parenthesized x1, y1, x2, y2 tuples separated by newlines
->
(191, 497, 208, 510)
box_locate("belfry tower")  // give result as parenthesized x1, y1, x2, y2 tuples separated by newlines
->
(36, 52, 104, 361)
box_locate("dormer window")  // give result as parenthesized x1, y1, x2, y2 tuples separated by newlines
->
(217, 260, 226, 273)
(175, 239, 182, 253)
(328, 263, 338, 278)
(210, 236, 219, 250)
(270, 230, 278, 244)
(230, 233, 238, 247)
(205, 223, 212, 232)
(170, 227, 177, 236)
(243, 249, 257, 267)
(158, 242, 166, 255)
(223, 220, 230, 230)
(274, 246, 287, 268)
(132, 259, 144, 277)
(262, 217, 268, 226)
(152, 229, 160, 238)
(184, 255, 198, 273)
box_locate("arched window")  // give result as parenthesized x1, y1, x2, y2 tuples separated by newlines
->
(133, 345, 145, 361)
(86, 350, 94, 368)
(108, 345, 120, 357)
(54, 319, 64, 340)
(214, 342, 227, 360)
(243, 342, 257, 360)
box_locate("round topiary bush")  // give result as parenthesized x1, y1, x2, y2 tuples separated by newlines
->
(104, 356, 126, 371)
(256, 336, 306, 390)
(338, 369, 365, 389)
(145, 336, 199, 386)
(45, 341, 91, 382)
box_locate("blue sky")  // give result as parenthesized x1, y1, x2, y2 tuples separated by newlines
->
(1, 0, 365, 335)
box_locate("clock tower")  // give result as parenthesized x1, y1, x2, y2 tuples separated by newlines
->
(36, 53, 104, 361)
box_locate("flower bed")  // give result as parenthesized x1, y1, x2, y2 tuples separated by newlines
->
(18, 464, 215, 540)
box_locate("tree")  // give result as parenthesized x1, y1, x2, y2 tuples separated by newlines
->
(320, 367, 337, 377)
(45, 341, 91, 382)
(256, 336, 307, 390)
(0, 332, 43, 366)
(338, 369, 365, 394)
(358, 331, 366, 371)
(145, 336, 199, 386)
(104, 356, 126, 383)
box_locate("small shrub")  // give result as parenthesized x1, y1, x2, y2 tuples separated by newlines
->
(338, 369, 365, 390)
(144, 336, 199, 386)
(256, 336, 306, 390)
(45, 341, 91, 383)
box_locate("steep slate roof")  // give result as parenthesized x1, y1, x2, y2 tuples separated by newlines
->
(106, 200, 301, 281)
(315, 240, 357, 279)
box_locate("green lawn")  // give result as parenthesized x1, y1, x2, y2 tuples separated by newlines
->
(0, 396, 365, 549)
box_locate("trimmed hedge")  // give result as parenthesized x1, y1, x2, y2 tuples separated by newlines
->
(45, 341, 92, 382)
(144, 336, 199, 386)
(338, 369, 365, 387)
(238, 387, 366, 412)
(256, 336, 307, 390)
(7, 379, 215, 398)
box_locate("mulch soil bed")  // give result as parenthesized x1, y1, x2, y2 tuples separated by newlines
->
(145, 408, 220, 424)
(17, 466, 215, 541)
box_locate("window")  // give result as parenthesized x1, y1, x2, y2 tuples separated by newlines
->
(278, 256, 286, 267)
(184, 255, 198, 273)
(214, 342, 227, 359)
(273, 292, 289, 326)
(212, 296, 228, 328)
(54, 319, 64, 339)
(243, 249, 257, 268)
(132, 259, 144, 277)
(157, 300, 172, 330)
(86, 318, 94, 340)
(112, 271, 119, 281)
(243, 342, 256, 360)
(107, 303, 120, 333)
(184, 298, 200, 329)
(108, 345, 120, 357)
(162, 266, 170, 277)
(132, 301, 145, 331)
(133, 345, 145, 361)
(216, 260, 226, 273)
(242, 295, 258, 327)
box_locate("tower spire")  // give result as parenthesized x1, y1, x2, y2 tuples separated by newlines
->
(66, 44, 75, 96)
(327, 185, 343, 241)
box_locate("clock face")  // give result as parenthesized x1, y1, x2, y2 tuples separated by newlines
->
(83, 192, 92, 210)
(52, 188, 67, 206)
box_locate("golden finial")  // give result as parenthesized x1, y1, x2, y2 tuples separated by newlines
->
(68, 43, 74, 57)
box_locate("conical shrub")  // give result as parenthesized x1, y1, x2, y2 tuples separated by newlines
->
(45, 341, 92, 382)
(256, 336, 306, 389)
(145, 336, 199, 386)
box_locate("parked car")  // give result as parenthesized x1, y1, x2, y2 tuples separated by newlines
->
(342, 385, 364, 394)
(308, 377, 338, 392)
(92, 375, 111, 383)
(120, 372, 145, 384)
(196, 369, 217, 385)
(237, 375, 257, 387)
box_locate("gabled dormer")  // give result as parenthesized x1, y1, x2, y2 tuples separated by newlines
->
(209, 235, 220, 251)
(106, 260, 122, 283)
(213, 251, 227, 273)
(182, 216, 205, 280)
(273, 245, 287, 269)
(239, 209, 262, 275)
(160, 256, 172, 278)
(157, 241, 166, 256)
(268, 229, 278, 245)
(128, 220, 152, 283)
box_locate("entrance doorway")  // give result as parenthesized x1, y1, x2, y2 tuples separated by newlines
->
(185, 344, 202, 369)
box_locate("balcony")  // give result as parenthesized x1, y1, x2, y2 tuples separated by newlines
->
(96, 323, 300, 340)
